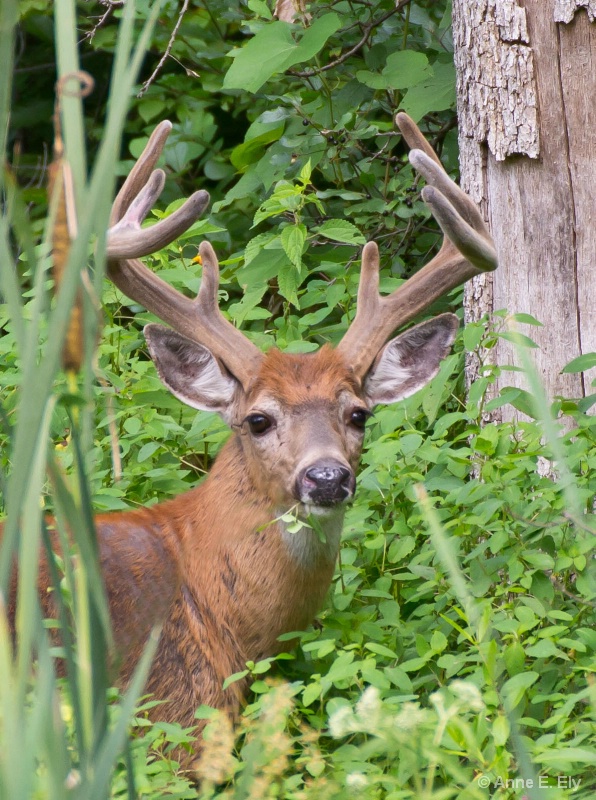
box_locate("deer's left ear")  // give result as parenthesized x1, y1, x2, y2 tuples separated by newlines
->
(363, 314, 459, 406)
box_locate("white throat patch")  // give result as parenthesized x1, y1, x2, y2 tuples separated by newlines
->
(277, 508, 344, 569)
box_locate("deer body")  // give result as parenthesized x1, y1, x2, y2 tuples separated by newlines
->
(7, 114, 497, 752)
(97, 347, 367, 732)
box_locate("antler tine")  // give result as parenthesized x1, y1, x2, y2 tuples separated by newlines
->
(394, 110, 443, 169)
(107, 168, 211, 259)
(106, 122, 264, 390)
(336, 112, 497, 380)
(408, 149, 496, 268)
(110, 120, 172, 225)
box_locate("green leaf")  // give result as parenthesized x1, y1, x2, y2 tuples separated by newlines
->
(356, 50, 431, 91)
(463, 322, 485, 353)
(228, 284, 269, 326)
(224, 14, 342, 93)
(501, 671, 539, 712)
(230, 125, 285, 170)
(499, 330, 539, 349)
(364, 642, 398, 659)
(224, 22, 295, 93)
(561, 352, 596, 373)
(299, 158, 312, 184)
(137, 441, 160, 462)
(400, 61, 456, 122)
(524, 551, 555, 570)
(316, 219, 365, 244)
(222, 669, 249, 690)
(302, 681, 322, 707)
(430, 631, 448, 653)
(253, 182, 302, 225)
(325, 651, 357, 684)
(400, 656, 430, 672)
(252, 657, 274, 674)
(244, 232, 279, 267)
(422, 353, 458, 424)
(525, 640, 564, 659)
(509, 312, 544, 326)
(492, 714, 510, 747)
(281, 224, 307, 269)
(238, 243, 286, 285)
(291, 13, 342, 66)
(355, 71, 390, 91)
(504, 642, 526, 676)
(535, 747, 596, 764)
(277, 262, 300, 306)
(137, 98, 166, 122)
(247, 0, 272, 19)
(123, 417, 141, 435)
(388, 535, 415, 564)
(399, 432, 423, 455)
(484, 387, 524, 413)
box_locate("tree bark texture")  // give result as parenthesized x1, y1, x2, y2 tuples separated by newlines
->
(452, 0, 596, 420)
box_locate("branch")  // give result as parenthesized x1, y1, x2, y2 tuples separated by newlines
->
(138, 0, 191, 97)
(290, 0, 412, 78)
(84, 1, 125, 43)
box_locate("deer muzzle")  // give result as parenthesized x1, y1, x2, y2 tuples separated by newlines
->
(295, 460, 355, 507)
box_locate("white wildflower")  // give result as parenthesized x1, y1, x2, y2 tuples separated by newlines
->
(346, 772, 368, 789)
(328, 705, 355, 738)
(393, 702, 428, 732)
(355, 686, 381, 729)
(450, 680, 485, 712)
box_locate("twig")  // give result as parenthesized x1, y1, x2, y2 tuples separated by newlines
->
(290, 0, 412, 78)
(83, 0, 124, 43)
(84, 4, 115, 42)
(549, 575, 596, 609)
(563, 511, 596, 535)
(138, 0, 191, 97)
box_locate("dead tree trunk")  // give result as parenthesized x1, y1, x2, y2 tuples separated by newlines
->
(452, 0, 596, 420)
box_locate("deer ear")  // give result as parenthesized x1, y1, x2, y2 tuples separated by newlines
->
(363, 314, 458, 406)
(144, 324, 240, 420)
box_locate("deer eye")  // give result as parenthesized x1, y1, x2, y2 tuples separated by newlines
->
(245, 413, 273, 436)
(349, 408, 371, 430)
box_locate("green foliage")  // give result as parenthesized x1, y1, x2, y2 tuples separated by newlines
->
(99, 319, 596, 799)
(2, 1, 595, 799)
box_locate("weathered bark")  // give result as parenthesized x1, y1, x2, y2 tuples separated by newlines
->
(452, 0, 596, 420)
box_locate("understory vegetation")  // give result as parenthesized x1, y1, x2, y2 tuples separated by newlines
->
(0, 1, 594, 798)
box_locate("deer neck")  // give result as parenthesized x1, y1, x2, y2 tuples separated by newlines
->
(177, 434, 343, 659)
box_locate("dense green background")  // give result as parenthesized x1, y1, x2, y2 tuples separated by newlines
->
(1, 1, 594, 798)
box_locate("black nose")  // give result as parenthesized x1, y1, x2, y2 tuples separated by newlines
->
(296, 460, 355, 506)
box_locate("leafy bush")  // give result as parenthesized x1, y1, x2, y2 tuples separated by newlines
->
(1, 1, 595, 799)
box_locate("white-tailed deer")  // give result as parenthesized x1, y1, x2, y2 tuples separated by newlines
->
(11, 113, 497, 755)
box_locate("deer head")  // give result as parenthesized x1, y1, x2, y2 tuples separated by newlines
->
(106, 114, 496, 519)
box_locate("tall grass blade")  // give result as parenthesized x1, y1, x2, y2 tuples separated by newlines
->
(506, 325, 593, 526)
(414, 483, 480, 630)
(87, 628, 160, 800)
(415, 483, 542, 800)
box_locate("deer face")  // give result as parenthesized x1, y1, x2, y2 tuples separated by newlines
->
(144, 314, 458, 516)
(237, 347, 364, 513)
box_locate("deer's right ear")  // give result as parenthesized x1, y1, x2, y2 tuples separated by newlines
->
(144, 324, 241, 421)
